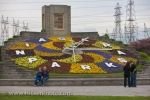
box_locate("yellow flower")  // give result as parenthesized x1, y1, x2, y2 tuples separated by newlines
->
(92, 41, 104, 48)
(15, 56, 47, 69)
(84, 52, 105, 63)
(6, 42, 37, 50)
(58, 55, 82, 63)
(34, 50, 63, 57)
(49, 36, 73, 42)
(70, 63, 106, 73)
(42, 42, 61, 50)
(93, 41, 121, 49)
(110, 55, 137, 65)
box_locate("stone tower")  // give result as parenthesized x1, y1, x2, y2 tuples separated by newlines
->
(42, 5, 71, 37)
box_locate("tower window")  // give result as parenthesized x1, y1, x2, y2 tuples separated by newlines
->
(54, 13, 63, 29)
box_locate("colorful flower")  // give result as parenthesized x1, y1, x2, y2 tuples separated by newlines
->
(6, 42, 37, 50)
(58, 54, 82, 63)
(84, 52, 105, 63)
(70, 63, 106, 73)
(15, 56, 47, 69)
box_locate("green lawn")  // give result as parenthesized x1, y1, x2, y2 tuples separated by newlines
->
(0, 95, 150, 100)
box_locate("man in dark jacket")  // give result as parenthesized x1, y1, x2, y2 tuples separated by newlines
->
(123, 61, 131, 87)
(35, 68, 43, 86)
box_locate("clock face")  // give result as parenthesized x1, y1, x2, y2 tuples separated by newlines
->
(6, 36, 137, 74)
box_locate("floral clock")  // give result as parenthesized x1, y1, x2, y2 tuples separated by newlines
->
(6, 36, 137, 74)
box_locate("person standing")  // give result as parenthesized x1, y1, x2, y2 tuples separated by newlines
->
(123, 61, 131, 87)
(130, 62, 137, 87)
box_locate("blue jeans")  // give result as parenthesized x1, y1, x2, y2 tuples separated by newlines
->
(131, 72, 136, 87)
(42, 77, 49, 85)
(124, 74, 131, 87)
(35, 79, 43, 86)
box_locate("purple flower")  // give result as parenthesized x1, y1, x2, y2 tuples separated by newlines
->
(97, 60, 123, 73)
(84, 50, 112, 59)
(35, 45, 61, 53)
(25, 38, 51, 44)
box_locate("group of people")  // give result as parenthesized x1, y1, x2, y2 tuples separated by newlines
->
(123, 61, 137, 87)
(34, 66, 49, 86)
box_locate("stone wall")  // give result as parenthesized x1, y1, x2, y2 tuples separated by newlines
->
(42, 5, 71, 37)
(71, 32, 99, 39)
(20, 31, 48, 40)
(0, 46, 2, 61)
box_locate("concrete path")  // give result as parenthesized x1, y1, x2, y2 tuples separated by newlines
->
(0, 86, 150, 96)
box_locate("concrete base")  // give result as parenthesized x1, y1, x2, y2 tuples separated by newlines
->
(0, 78, 150, 86)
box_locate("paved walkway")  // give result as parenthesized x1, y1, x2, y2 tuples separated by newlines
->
(0, 86, 150, 96)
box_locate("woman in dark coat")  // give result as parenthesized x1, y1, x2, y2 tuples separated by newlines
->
(130, 62, 137, 87)
(123, 61, 131, 87)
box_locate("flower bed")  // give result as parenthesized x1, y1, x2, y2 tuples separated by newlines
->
(42, 42, 61, 50)
(79, 54, 94, 63)
(110, 49, 138, 58)
(15, 56, 47, 69)
(84, 50, 112, 59)
(92, 41, 104, 48)
(53, 42, 65, 49)
(5, 36, 138, 74)
(38, 61, 71, 73)
(84, 52, 105, 63)
(97, 60, 123, 73)
(35, 45, 61, 53)
(110, 55, 137, 65)
(58, 54, 82, 63)
(6, 42, 37, 50)
(6, 50, 35, 58)
(49, 36, 73, 42)
(34, 50, 63, 57)
(70, 63, 106, 73)
(25, 38, 50, 44)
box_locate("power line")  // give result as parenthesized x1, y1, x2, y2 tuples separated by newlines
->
(112, 2, 122, 41)
(12, 18, 20, 36)
(1, 15, 9, 44)
(0, 15, 29, 46)
(22, 21, 29, 31)
(124, 0, 137, 44)
(144, 23, 150, 38)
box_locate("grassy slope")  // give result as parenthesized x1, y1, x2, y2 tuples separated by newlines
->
(0, 95, 150, 100)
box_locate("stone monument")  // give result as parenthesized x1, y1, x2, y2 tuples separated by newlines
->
(42, 5, 71, 37)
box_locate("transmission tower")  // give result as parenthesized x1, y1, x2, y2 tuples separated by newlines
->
(1, 15, 9, 44)
(22, 21, 29, 31)
(144, 23, 150, 38)
(113, 2, 122, 41)
(12, 18, 20, 36)
(125, 0, 137, 44)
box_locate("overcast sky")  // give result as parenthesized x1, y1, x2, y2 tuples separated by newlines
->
(0, 0, 150, 37)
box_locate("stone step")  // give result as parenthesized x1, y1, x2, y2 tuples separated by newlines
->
(0, 71, 34, 74)
(0, 73, 34, 76)
(0, 69, 34, 74)
(0, 78, 150, 86)
(0, 75, 34, 79)
(1, 65, 33, 70)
